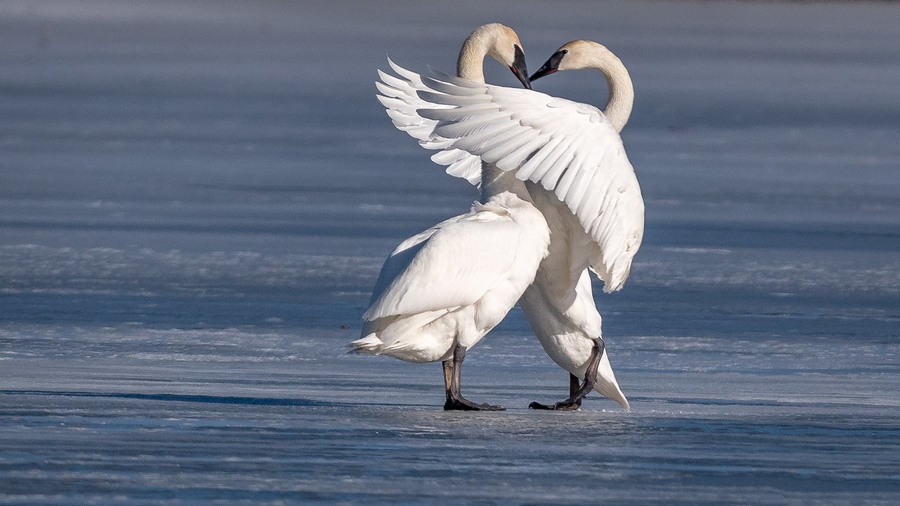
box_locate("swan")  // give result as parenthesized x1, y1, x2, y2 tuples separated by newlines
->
(352, 24, 549, 411)
(375, 39, 643, 410)
(520, 40, 640, 411)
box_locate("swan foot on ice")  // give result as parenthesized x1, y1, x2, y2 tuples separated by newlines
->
(528, 338, 604, 411)
(444, 397, 506, 411)
(442, 344, 505, 411)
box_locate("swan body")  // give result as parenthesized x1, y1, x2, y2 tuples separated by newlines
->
(353, 191, 549, 363)
(375, 40, 644, 410)
(356, 23, 546, 410)
(521, 41, 642, 410)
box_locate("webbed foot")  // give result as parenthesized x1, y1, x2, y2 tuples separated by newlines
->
(441, 343, 504, 411)
(527, 399, 581, 411)
(528, 338, 605, 412)
(445, 396, 505, 411)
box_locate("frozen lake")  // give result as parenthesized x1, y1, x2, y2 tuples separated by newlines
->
(2, 0, 899, 503)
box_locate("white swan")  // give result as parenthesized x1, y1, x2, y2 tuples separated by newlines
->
(375, 39, 643, 410)
(520, 41, 640, 410)
(352, 24, 549, 411)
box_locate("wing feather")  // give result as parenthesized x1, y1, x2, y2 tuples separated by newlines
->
(541, 139, 580, 198)
(494, 132, 543, 171)
(376, 58, 483, 185)
(515, 135, 564, 182)
(375, 60, 645, 290)
(430, 111, 512, 139)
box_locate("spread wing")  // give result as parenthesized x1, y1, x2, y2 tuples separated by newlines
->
(380, 64, 644, 292)
(376, 58, 484, 185)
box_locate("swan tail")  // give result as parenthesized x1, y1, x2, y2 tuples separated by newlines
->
(595, 349, 630, 411)
(349, 334, 384, 355)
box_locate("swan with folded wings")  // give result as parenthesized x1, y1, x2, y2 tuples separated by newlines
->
(353, 24, 551, 411)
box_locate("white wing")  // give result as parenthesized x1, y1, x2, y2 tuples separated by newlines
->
(410, 69, 644, 292)
(363, 202, 530, 321)
(376, 58, 483, 185)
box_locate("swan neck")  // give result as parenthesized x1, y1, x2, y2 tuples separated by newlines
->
(456, 27, 531, 202)
(456, 30, 493, 83)
(481, 163, 531, 203)
(594, 50, 634, 132)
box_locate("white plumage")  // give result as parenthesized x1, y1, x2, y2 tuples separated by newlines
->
(353, 192, 549, 363)
(355, 23, 548, 411)
(377, 60, 484, 186)
(380, 67, 643, 291)
(375, 39, 644, 410)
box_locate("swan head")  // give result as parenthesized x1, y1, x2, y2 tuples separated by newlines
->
(529, 40, 608, 82)
(529, 39, 634, 132)
(460, 23, 531, 89)
(488, 25, 531, 90)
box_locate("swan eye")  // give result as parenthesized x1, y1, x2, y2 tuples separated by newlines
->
(548, 49, 568, 69)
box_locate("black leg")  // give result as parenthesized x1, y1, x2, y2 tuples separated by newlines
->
(529, 338, 604, 411)
(443, 343, 505, 411)
(569, 373, 583, 409)
(442, 358, 455, 402)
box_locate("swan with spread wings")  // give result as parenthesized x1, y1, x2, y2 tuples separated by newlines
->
(376, 39, 643, 410)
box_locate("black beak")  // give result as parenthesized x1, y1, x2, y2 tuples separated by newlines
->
(509, 44, 531, 90)
(529, 49, 567, 83)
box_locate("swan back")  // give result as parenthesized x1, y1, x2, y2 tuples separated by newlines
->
(362, 191, 548, 323)
(356, 190, 549, 363)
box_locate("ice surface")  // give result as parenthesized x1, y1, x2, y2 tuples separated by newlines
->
(1, 0, 899, 503)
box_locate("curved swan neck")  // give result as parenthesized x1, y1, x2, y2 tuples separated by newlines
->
(456, 25, 532, 202)
(539, 40, 634, 131)
(480, 165, 530, 202)
(590, 46, 634, 132)
(456, 24, 501, 83)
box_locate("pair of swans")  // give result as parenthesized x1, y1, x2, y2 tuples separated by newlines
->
(352, 24, 644, 411)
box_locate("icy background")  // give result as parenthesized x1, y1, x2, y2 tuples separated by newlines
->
(1, 0, 899, 503)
